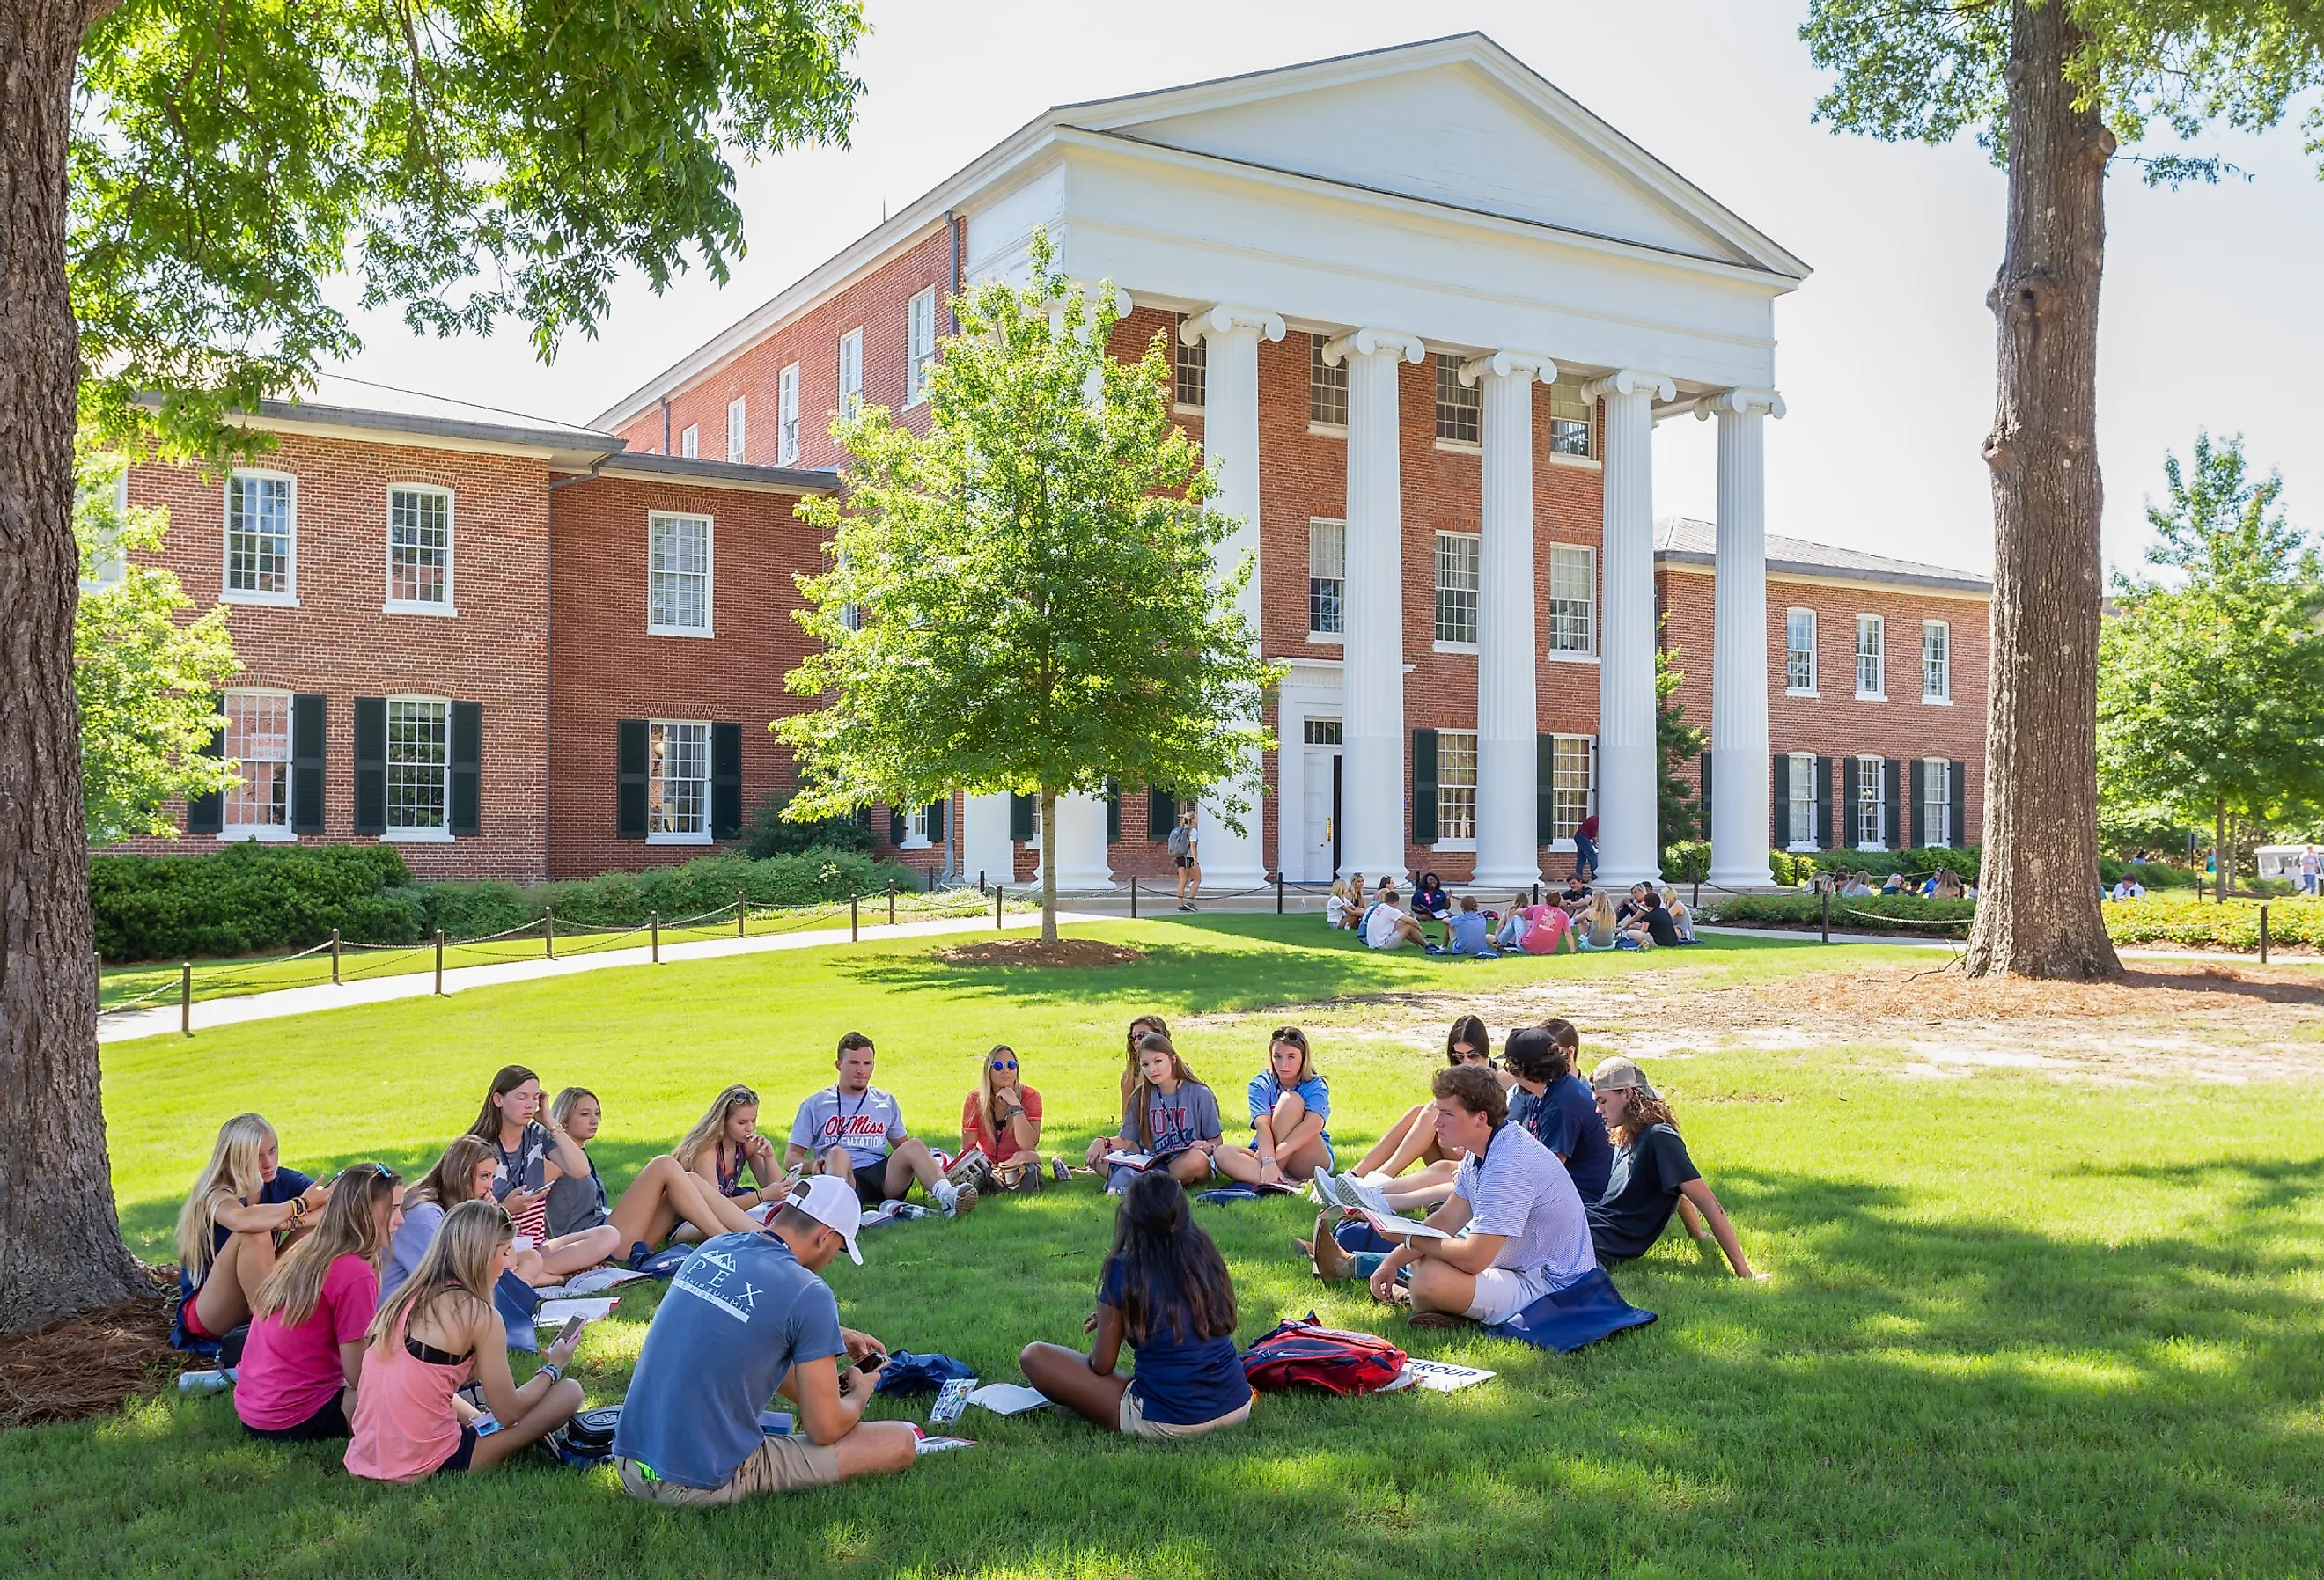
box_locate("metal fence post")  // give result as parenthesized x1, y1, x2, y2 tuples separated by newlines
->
(979, 869, 988, 895)
(330, 927, 342, 984)
(995, 886, 1004, 930)
(737, 890, 746, 938)
(434, 930, 445, 995)
(1130, 874, 1139, 919)
(850, 894, 860, 943)
(1820, 887, 1831, 944)
(180, 963, 192, 1037)
(2260, 902, 2270, 965)
(544, 906, 555, 960)
(651, 910, 660, 964)
(1276, 873, 1284, 914)
(887, 883, 895, 928)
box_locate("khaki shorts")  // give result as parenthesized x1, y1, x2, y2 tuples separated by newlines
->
(1118, 1390, 1252, 1443)
(615, 1436, 842, 1505)
(1464, 1264, 1558, 1326)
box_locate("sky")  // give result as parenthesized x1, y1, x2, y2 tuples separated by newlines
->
(325, 0, 2324, 582)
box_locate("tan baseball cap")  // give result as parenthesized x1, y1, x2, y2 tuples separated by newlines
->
(1590, 1056, 1658, 1101)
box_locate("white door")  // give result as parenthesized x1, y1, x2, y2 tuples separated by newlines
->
(1301, 746, 1341, 882)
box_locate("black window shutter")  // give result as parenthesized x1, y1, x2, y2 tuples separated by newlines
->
(1147, 788, 1177, 841)
(1009, 791, 1034, 841)
(1813, 754, 1834, 849)
(1412, 729, 1438, 845)
(354, 698, 388, 836)
(888, 805, 907, 844)
(1106, 781, 1122, 842)
(1949, 761, 1967, 848)
(1770, 753, 1790, 845)
(928, 797, 947, 841)
(711, 724, 743, 839)
(1842, 756, 1860, 848)
(1536, 735, 1555, 845)
(1909, 760, 1927, 849)
(449, 702, 482, 836)
(188, 695, 226, 834)
(1882, 758, 1901, 850)
(1699, 750, 1714, 842)
(616, 719, 648, 839)
(290, 694, 326, 834)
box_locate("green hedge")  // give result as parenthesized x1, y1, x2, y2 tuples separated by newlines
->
(1703, 892, 1976, 933)
(2096, 856, 2202, 888)
(91, 843, 425, 962)
(92, 843, 918, 963)
(2100, 895, 2324, 949)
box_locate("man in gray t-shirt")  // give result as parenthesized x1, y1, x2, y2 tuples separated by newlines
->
(1361, 1065, 1592, 1327)
(783, 1032, 976, 1217)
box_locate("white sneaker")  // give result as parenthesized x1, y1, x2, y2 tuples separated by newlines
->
(942, 1183, 977, 1218)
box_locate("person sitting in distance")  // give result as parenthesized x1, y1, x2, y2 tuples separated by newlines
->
(1410, 872, 1453, 940)
(1364, 886, 1433, 952)
(786, 1033, 976, 1216)
(1559, 873, 1593, 914)
(611, 1176, 916, 1505)
(1445, 895, 1499, 958)
(1658, 886, 1697, 944)
(1621, 890, 1684, 951)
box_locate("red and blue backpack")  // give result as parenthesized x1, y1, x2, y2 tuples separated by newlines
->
(1239, 1313, 1408, 1395)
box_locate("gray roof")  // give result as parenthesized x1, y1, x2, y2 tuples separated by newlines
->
(587, 451, 842, 495)
(1654, 517, 1991, 595)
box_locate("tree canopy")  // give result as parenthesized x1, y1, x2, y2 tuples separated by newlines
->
(2099, 434, 2324, 895)
(778, 233, 1280, 938)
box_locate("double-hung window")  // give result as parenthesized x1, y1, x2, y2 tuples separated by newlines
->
(727, 398, 746, 462)
(838, 328, 864, 419)
(1548, 545, 1595, 655)
(1786, 609, 1818, 694)
(905, 290, 937, 407)
(1434, 532, 1479, 646)
(1434, 354, 1481, 444)
(1173, 317, 1206, 408)
(224, 470, 296, 602)
(778, 364, 801, 465)
(648, 720, 711, 842)
(1307, 519, 1345, 636)
(223, 690, 294, 837)
(1550, 735, 1594, 842)
(1922, 758, 1953, 848)
(85, 469, 128, 591)
(648, 511, 713, 636)
(1855, 754, 1885, 848)
(386, 697, 450, 837)
(1436, 730, 1478, 843)
(1308, 334, 1347, 427)
(680, 424, 699, 459)
(1546, 376, 1593, 458)
(1787, 753, 1817, 849)
(1922, 620, 1951, 702)
(386, 486, 452, 613)
(1855, 614, 1886, 699)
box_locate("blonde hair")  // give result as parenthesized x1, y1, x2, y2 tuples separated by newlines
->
(173, 1113, 278, 1281)
(368, 1197, 511, 1348)
(974, 1046, 1022, 1144)
(408, 1135, 495, 1210)
(1265, 1026, 1319, 1087)
(675, 1084, 758, 1172)
(253, 1163, 401, 1327)
(549, 1086, 597, 1128)
(1585, 893, 1620, 947)
(1329, 878, 1349, 901)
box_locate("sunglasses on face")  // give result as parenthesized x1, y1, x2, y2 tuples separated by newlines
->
(990, 1059, 1018, 1070)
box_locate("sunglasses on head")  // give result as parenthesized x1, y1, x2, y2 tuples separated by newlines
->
(990, 1058, 1018, 1070)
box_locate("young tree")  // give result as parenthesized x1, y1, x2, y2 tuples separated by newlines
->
(73, 441, 239, 846)
(1657, 643, 1705, 850)
(2099, 434, 2324, 900)
(779, 233, 1280, 943)
(1, 0, 863, 1333)
(1800, 1, 2324, 978)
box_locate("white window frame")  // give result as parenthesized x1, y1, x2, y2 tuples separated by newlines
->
(1434, 729, 1478, 849)
(1432, 353, 1482, 447)
(1922, 758, 1953, 849)
(1547, 544, 1597, 660)
(1433, 530, 1480, 650)
(1855, 614, 1886, 700)
(645, 718, 713, 845)
(1173, 317, 1206, 411)
(680, 423, 699, 459)
(384, 483, 455, 616)
(900, 805, 931, 850)
(1786, 751, 1817, 851)
(1548, 733, 1595, 848)
(84, 470, 129, 592)
(1307, 518, 1344, 642)
(905, 289, 936, 408)
(1545, 376, 1595, 463)
(727, 398, 746, 463)
(1855, 753, 1886, 850)
(838, 328, 864, 419)
(219, 687, 298, 842)
(222, 468, 298, 606)
(647, 511, 715, 637)
(1785, 608, 1818, 695)
(1922, 620, 1952, 703)
(778, 364, 801, 465)
(383, 694, 453, 843)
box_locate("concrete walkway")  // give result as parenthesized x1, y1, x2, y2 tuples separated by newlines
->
(99, 908, 1111, 1043)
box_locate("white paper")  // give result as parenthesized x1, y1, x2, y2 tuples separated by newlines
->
(916, 1435, 977, 1454)
(561, 1267, 649, 1296)
(1398, 1358, 1497, 1393)
(536, 1297, 619, 1325)
(1357, 1208, 1455, 1241)
(965, 1382, 1052, 1415)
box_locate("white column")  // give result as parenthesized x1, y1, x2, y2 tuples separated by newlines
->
(1325, 327, 1427, 886)
(960, 792, 1015, 889)
(1040, 792, 1114, 891)
(1462, 350, 1555, 891)
(1583, 368, 1676, 888)
(1180, 305, 1284, 892)
(1701, 387, 1783, 891)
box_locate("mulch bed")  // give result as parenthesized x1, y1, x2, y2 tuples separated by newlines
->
(1750, 960, 2324, 1022)
(0, 1265, 184, 1429)
(938, 939, 1145, 969)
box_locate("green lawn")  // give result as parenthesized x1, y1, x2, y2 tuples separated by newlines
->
(14, 917, 2324, 1576)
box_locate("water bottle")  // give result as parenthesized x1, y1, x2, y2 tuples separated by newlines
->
(177, 1368, 232, 1394)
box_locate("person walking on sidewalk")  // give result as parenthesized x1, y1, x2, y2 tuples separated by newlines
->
(1170, 807, 1202, 911)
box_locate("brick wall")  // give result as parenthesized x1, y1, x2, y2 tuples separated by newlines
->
(114, 432, 550, 879)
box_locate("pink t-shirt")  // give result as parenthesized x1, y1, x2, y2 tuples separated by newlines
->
(234, 1253, 378, 1430)
(1519, 905, 1570, 955)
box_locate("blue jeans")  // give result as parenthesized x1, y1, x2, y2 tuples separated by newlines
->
(1573, 835, 1596, 878)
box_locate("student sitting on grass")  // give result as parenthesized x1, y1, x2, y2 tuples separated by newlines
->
(173, 1113, 325, 1351)
(1217, 1026, 1335, 1187)
(1574, 893, 1622, 952)
(611, 1176, 916, 1505)
(1117, 1014, 1171, 1107)
(1085, 1033, 1224, 1193)
(676, 1084, 783, 1225)
(1325, 878, 1355, 930)
(235, 1162, 402, 1443)
(1501, 1022, 1614, 1206)
(960, 1045, 1043, 1189)
(1559, 873, 1593, 913)
(344, 1199, 588, 1482)
(1019, 1172, 1253, 1441)
(1411, 872, 1454, 936)
(464, 1064, 621, 1280)
(1445, 895, 1498, 957)
(786, 1033, 976, 1216)
(1344, 1017, 1495, 1209)
(1364, 886, 1434, 952)
(1586, 1058, 1763, 1279)
(386, 1138, 511, 1290)
(1621, 890, 1684, 952)
(1319, 1065, 1595, 1329)
(1658, 886, 1697, 943)
(544, 1087, 762, 1260)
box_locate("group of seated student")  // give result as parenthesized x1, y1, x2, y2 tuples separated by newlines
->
(1334, 869, 1696, 958)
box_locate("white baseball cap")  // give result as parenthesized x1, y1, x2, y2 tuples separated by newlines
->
(780, 1174, 864, 1265)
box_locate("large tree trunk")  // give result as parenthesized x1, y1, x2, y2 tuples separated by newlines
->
(1964, 0, 2122, 980)
(1039, 790, 1057, 943)
(0, 0, 149, 1332)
